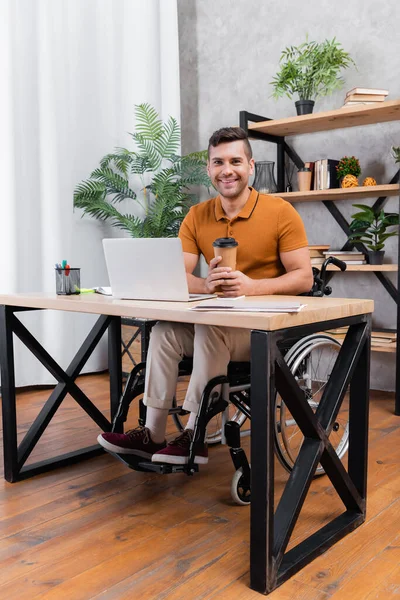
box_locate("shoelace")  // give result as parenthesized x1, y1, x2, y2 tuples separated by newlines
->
(168, 429, 193, 447)
(126, 426, 150, 444)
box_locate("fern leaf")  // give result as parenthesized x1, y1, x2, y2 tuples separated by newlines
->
(130, 133, 162, 171)
(134, 103, 163, 140)
(99, 152, 133, 177)
(73, 180, 107, 205)
(154, 116, 180, 159)
(130, 155, 152, 174)
(90, 168, 136, 202)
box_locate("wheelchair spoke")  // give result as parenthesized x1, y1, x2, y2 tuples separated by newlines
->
(275, 335, 350, 475)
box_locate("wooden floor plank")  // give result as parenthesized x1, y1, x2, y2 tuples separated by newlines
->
(0, 374, 399, 600)
(328, 533, 400, 599)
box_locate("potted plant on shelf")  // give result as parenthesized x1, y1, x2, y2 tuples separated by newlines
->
(336, 155, 361, 187)
(348, 203, 399, 264)
(392, 146, 400, 165)
(270, 37, 356, 115)
(74, 103, 210, 237)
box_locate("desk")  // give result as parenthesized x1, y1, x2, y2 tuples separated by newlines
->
(0, 293, 373, 594)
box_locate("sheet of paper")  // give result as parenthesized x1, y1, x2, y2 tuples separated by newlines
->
(190, 300, 306, 313)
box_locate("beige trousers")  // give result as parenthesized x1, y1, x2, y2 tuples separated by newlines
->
(143, 322, 251, 414)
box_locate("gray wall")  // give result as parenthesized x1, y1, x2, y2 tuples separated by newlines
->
(177, 0, 400, 390)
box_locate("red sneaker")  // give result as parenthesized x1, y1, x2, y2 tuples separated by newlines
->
(97, 426, 166, 458)
(151, 429, 208, 465)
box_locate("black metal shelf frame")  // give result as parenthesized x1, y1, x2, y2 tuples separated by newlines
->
(240, 110, 400, 415)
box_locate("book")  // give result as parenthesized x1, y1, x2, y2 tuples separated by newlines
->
(343, 260, 366, 265)
(345, 93, 386, 103)
(371, 337, 394, 344)
(323, 159, 340, 189)
(310, 245, 330, 258)
(190, 300, 307, 313)
(323, 251, 365, 261)
(341, 101, 383, 107)
(370, 330, 397, 339)
(314, 159, 340, 189)
(323, 251, 364, 255)
(345, 87, 389, 97)
(313, 160, 320, 190)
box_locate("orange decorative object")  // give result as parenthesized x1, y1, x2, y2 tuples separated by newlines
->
(362, 177, 377, 186)
(341, 174, 359, 188)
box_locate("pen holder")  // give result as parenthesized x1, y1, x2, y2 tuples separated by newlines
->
(55, 268, 81, 295)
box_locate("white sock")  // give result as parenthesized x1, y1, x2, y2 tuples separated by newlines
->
(185, 411, 198, 431)
(145, 406, 169, 443)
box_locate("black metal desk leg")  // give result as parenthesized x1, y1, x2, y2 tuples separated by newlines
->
(250, 329, 278, 594)
(108, 316, 122, 430)
(348, 314, 371, 501)
(0, 306, 19, 482)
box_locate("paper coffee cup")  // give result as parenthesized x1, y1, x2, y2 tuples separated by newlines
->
(212, 237, 238, 270)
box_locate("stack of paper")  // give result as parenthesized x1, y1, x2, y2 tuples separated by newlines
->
(190, 299, 306, 313)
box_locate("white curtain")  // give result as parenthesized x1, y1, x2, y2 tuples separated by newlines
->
(0, 0, 180, 386)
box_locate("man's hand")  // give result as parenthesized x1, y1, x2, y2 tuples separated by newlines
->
(204, 256, 234, 293)
(220, 270, 256, 297)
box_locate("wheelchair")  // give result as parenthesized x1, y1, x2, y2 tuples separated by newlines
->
(110, 257, 348, 505)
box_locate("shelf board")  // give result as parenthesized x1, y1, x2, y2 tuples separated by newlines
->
(326, 264, 397, 271)
(270, 184, 399, 203)
(248, 99, 400, 137)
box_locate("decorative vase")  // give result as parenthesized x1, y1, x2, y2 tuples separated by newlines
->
(367, 250, 385, 265)
(253, 161, 277, 194)
(297, 167, 312, 191)
(295, 100, 315, 115)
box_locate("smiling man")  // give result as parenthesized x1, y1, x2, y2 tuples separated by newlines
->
(98, 127, 313, 466)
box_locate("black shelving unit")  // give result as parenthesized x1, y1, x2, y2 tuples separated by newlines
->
(240, 104, 400, 414)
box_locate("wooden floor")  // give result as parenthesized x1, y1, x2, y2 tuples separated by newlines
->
(0, 374, 399, 600)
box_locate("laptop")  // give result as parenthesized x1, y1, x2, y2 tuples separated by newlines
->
(102, 238, 216, 302)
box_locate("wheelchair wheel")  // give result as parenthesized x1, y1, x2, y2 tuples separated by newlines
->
(274, 334, 349, 475)
(231, 467, 251, 506)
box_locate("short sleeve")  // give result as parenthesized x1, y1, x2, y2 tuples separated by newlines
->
(278, 201, 309, 252)
(178, 208, 200, 255)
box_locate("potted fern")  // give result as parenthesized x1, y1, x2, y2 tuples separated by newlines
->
(348, 204, 399, 264)
(271, 37, 355, 115)
(74, 104, 210, 237)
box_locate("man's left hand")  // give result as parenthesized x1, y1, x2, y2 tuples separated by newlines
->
(220, 271, 257, 297)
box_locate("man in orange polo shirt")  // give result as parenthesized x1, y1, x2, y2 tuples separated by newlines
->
(98, 127, 313, 465)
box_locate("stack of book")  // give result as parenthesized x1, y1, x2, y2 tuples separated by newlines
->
(370, 331, 397, 349)
(343, 87, 389, 107)
(324, 327, 396, 349)
(323, 250, 366, 265)
(313, 159, 340, 190)
(309, 245, 330, 266)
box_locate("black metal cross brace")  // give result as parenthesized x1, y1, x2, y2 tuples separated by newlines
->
(249, 315, 371, 594)
(0, 306, 122, 482)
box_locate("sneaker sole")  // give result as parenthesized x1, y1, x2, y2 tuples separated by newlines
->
(151, 454, 208, 465)
(97, 434, 152, 458)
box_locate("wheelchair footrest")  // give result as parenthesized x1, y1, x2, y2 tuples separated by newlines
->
(105, 451, 199, 475)
(138, 461, 199, 474)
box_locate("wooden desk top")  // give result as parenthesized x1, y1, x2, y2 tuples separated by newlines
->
(0, 293, 374, 332)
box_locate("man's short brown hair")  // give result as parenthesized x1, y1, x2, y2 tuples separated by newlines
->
(208, 127, 252, 160)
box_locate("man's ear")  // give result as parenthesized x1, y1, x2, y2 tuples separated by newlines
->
(249, 158, 255, 175)
(206, 162, 211, 177)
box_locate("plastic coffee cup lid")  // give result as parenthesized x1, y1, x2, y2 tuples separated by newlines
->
(212, 237, 238, 248)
